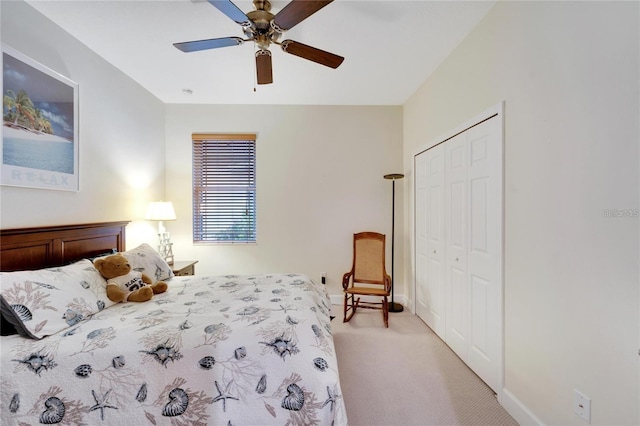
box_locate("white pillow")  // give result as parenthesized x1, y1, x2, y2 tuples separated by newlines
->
(0, 259, 116, 339)
(121, 243, 174, 283)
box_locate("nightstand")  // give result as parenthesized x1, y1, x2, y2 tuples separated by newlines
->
(171, 260, 198, 276)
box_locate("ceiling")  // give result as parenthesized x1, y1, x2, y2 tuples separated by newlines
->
(26, 0, 496, 105)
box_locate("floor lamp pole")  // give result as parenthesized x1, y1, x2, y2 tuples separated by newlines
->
(384, 173, 404, 313)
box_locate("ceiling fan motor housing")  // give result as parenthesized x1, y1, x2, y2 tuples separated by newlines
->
(246, 1, 282, 49)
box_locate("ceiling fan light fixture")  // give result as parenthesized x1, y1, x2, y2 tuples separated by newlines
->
(255, 33, 272, 50)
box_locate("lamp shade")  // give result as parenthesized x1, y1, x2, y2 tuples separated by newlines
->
(145, 201, 176, 221)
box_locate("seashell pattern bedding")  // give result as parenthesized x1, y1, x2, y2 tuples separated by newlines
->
(0, 273, 348, 425)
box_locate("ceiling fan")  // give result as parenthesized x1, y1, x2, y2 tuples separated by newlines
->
(174, 0, 344, 85)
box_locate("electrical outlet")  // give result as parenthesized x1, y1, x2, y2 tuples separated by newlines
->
(573, 389, 591, 423)
(321, 272, 327, 284)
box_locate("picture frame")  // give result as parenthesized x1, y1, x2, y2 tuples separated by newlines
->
(2, 44, 79, 191)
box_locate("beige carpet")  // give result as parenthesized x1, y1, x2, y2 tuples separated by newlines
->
(331, 308, 518, 426)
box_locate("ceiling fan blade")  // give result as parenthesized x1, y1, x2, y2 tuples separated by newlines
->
(281, 40, 344, 69)
(207, 0, 251, 26)
(174, 37, 244, 53)
(256, 49, 273, 85)
(273, 0, 333, 31)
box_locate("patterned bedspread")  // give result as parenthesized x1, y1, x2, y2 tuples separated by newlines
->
(0, 274, 347, 425)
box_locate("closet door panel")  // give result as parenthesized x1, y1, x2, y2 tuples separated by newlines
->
(470, 178, 489, 253)
(445, 134, 468, 359)
(448, 264, 467, 352)
(415, 153, 430, 324)
(415, 145, 446, 337)
(470, 274, 489, 356)
(466, 117, 501, 392)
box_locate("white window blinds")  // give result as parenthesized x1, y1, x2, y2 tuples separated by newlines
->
(192, 134, 256, 243)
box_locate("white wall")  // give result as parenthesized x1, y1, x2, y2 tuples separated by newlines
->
(403, 1, 639, 425)
(165, 104, 404, 297)
(1, 0, 166, 248)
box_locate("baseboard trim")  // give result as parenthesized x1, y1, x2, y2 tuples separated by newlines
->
(501, 388, 544, 425)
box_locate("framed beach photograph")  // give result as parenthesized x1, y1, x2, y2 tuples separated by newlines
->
(2, 45, 79, 191)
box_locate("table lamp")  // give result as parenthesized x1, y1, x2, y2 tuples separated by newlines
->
(145, 201, 176, 264)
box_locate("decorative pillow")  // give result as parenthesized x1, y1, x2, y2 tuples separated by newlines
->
(0, 259, 116, 339)
(120, 243, 174, 283)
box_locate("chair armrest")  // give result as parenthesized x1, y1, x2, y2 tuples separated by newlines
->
(342, 271, 353, 290)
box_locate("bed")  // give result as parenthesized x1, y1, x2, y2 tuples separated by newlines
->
(0, 221, 347, 425)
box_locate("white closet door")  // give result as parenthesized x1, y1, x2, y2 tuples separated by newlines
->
(465, 117, 502, 392)
(445, 133, 469, 357)
(415, 144, 446, 338)
(414, 111, 503, 395)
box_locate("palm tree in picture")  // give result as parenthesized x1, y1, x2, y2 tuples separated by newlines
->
(3, 89, 36, 129)
(34, 109, 53, 135)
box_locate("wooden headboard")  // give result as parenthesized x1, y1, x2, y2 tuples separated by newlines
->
(0, 221, 129, 272)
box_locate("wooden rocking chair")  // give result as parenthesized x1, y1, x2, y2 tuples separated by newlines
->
(342, 232, 391, 327)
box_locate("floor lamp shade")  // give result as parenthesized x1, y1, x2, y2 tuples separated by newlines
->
(384, 173, 404, 313)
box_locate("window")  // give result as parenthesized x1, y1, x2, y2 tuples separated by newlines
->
(192, 133, 256, 243)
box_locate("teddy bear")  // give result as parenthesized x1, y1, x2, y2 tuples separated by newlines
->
(94, 254, 168, 303)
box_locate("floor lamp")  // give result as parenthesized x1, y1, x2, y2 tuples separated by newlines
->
(384, 173, 404, 313)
